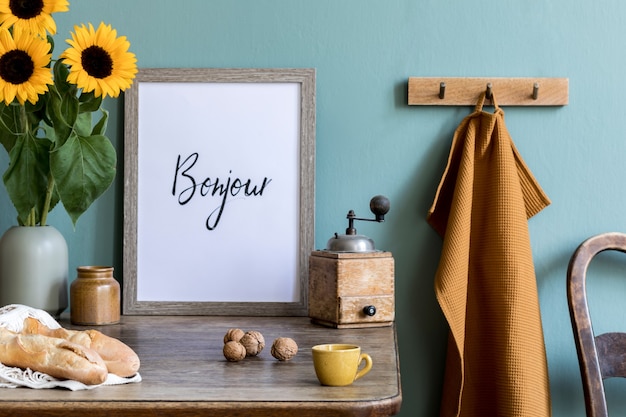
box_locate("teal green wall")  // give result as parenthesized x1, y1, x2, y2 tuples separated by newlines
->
(3, 1, 626, 415)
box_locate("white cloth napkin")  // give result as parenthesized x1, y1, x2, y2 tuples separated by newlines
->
(0, 304, 141, 390)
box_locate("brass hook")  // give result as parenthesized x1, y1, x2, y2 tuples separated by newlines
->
(532, 82, 539, 100)
(439, 82, 446, 99)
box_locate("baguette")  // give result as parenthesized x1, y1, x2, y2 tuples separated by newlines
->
(0, 327, 108, 385)
(22, 317, 140, 377)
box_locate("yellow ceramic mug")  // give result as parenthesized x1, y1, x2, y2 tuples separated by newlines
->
(312, 344, 373, 386)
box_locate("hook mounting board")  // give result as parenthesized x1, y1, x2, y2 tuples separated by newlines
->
(408, 77, 569, 106)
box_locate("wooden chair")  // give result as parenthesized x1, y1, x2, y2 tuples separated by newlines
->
(567, 232, 626, 417)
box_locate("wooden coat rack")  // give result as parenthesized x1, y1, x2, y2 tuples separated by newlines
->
(408, 77, 569, 106)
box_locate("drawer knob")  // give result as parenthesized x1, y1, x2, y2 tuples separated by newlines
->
(363, 305, 377, 316)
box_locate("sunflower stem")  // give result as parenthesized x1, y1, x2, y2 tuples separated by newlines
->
(28, 208, 35, 227)
(16, 106, 35, 227)
(40, 173, 55, 227)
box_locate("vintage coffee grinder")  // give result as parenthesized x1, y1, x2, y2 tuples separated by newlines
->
(308, 195, 395, 328)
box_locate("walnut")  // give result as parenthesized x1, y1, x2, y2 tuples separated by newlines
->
(223, 340, 246, 362)
(271, 337, 298, 361)
(239, 330, 265, 356)
(223, 328, 245, 344)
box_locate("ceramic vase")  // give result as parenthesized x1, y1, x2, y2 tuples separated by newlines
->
(70, 266, 120, 325)
(0, 225, 68, 317)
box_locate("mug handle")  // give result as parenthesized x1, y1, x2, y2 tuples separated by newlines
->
(354, 353, 373, 381)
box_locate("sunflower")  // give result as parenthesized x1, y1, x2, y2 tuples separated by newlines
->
(60, 22, 137, 99)
(0, 0, 69, 37)
(0, 28, 52, 105)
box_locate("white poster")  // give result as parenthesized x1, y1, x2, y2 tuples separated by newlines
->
(123, 69, 315, 315)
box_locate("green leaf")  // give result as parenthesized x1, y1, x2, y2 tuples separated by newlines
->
(2, 131, 55, 225)
(78, 91, 103, 113)
(45, 85, 78, 147)
(60, 90, 79, 130)
(74, 112, 92, 137)
(0, 104, 21, 153)
(45, 87, 69, 142)
(46, 35, 54, 56)
(53, 60, 73, 96)
(50, 133, 116, 225)
(41, 122, 56, 144)
(91, 108, 109, 136)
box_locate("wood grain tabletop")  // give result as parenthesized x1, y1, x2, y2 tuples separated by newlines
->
(0, 315, 402, 417)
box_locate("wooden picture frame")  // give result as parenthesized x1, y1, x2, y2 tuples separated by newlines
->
(123, 68, 315, 316)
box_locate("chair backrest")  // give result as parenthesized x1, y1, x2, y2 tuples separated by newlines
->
(567, 232, 626, 417)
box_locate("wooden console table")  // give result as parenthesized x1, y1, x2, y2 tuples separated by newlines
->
(0, 315, 402, 417)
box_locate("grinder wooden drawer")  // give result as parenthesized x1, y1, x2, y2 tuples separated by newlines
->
(338, 295, 395, 325)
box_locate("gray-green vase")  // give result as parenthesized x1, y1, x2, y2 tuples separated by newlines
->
(0, 225, 68, 317)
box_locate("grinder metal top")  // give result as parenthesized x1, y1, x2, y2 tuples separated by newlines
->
(325, 195, 390, 253)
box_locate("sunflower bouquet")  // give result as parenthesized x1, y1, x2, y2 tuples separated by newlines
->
(0, 0, 136, 227)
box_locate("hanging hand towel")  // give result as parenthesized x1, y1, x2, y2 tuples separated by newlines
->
(427, 92, 552, 417)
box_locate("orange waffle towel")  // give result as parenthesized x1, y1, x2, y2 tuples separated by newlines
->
(427, 92, 552, 417)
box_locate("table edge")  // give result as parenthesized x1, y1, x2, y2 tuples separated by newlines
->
(0, 394, 402, 417)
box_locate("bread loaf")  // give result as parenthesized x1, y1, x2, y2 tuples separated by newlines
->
(0, 327, 108, 385)
(22, 317, 140, 377)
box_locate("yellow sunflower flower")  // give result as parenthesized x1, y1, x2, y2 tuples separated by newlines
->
(0, 28, 52, 105)
(60, 22, 137, 99)
(0, 0, 69, 37)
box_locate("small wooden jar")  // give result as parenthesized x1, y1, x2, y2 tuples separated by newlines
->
(70, 266, 120, 325)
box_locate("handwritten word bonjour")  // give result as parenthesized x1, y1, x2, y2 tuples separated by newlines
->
(172, 153, 272, 230)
